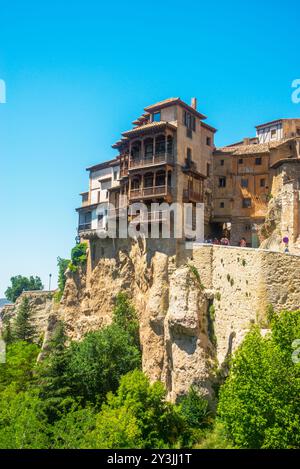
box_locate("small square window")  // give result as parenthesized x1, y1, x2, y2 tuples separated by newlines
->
(242, 198, 251, 208)
(255, 157, 262, 165)
(238, 158, 243, 164)
(220, 202, 225, 208)
(270, 129, 277, 139)
(241, 178, 248, 188)
(260, 178, 266, 187)
(220, 159, 224, 166)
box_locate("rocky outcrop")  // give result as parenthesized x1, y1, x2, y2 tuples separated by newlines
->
(0, 291, 54, 342)
(3, 242, 300, 402)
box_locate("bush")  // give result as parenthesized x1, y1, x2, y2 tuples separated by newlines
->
(0, 341, 40, 392)
(68, 243, 88, 271)
(86, 370, 188, 449)
(218, 310, 300, 449)
(0, 385, 49, 449)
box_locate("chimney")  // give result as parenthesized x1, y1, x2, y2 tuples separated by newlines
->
(243, 138, 250, 145)
(191, 97, 197, 110)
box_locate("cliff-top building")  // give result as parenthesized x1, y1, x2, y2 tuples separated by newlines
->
(77, 98, 300, 253)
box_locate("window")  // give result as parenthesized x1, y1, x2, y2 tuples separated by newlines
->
(219, 177, 226, 188)
(255, 157, 262, 165)
(82, 193, 88, 203)
(153, 112, 161, 122)
(242, 198, 252, 208)
(186, 148, 192, 164)
(238, 158, 243, 164)
(113, 170, 118, 180)
(98, 213, 104, 227)
(260, 178, 266, 187)
(220, 202, 225, 208)
(206, 137, 212, 146)
(207, 163, 211, 176)
(270, 129, 277, 139)
(183, 111, 196, 131)
(241, 178, 248, 188)
(297, 128, 300, 136)
(245, 224, 251, 231)
(220, 159, 224, 166)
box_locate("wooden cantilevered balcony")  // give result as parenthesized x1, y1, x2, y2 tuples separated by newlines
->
(78, 222, 92, 232)
(129, 153, 174, 170)
(183, 189, 204, 203)
(129, 185, 172, 201)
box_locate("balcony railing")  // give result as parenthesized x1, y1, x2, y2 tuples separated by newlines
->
(130, 185, 171, 200)
(183, 189, 203, 202)
(129, 153, 173, 169)
(78, 223, 92, 232)
(129, 210, 171, 224)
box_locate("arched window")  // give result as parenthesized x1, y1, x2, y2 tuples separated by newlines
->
(155, 135, 165, 155)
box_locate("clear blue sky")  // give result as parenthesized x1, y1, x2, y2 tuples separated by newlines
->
(0, 0, 300, 297)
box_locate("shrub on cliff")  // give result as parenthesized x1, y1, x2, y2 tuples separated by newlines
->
(85, 370, 188, 449)
(65, 325, 141, 405)
(113, 292, 140, 348)
(68, 242, 88, 272)
(218, 310, 300, 449)
(5, 275, 43, 303)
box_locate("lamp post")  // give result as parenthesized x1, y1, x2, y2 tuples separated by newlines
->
(48, 273, 52, 291)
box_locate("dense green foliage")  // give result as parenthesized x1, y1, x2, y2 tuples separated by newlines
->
(218, 310, 300, 449)
(14, 297, 36, 342)
(54, 257, 70, 302)
(0, 294, 298, 449)
(68, 243, 88, 272)
(5, 275, 43, 303)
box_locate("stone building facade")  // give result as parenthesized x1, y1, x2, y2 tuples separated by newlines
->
(77, 98, 300, 253)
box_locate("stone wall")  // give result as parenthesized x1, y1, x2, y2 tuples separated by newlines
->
(192, 244, 300, 364)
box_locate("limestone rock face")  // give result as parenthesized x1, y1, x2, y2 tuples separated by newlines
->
(0, 291, 54, 341)
(3, 242, 300, 402)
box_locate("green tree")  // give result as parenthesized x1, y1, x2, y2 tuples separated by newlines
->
(178, 386, 212, 429)
(86, 370, 188, 449)
(218, 310, 300, 449)
(14, 297, 36, 342)
(0, 341, 40, 392)
(5, 275, 43, 303)
(54, 257, 70, 302)
(0, 385, 49, 449)
(2, 320, 13, 345)
(65, 324, 141, 405)
(50, 404, 96, 448)
(112, 292, 140, 347)
(68, 243, 88, 271)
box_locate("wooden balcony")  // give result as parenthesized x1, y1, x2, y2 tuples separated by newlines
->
(183, 189, 203, 203)
(78, 222, 92, 232)
(129, 153, 173, 170)
(129, 185, 172, 201)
